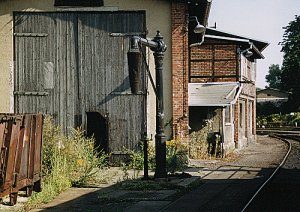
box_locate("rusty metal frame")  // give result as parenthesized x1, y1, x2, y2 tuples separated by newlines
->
(0, 113, 43, 205)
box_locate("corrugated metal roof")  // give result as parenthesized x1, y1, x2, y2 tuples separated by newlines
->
(189, 82, 239, 106)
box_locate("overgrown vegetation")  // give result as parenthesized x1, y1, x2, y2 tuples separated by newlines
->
(26, 116, 109, 209)
(121, 144, 156, 179)
(263, 16, 300, 112)
(121, 139, 188, 178)
(257, 112, 300, 128)
(166, 139, 188, 174)
(189, 123, 209, 159)
(189, 120, 224, 159)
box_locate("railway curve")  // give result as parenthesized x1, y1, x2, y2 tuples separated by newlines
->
(243, 133, 300, 211)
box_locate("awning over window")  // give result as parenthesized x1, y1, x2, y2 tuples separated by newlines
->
(188, 82, 239, 107)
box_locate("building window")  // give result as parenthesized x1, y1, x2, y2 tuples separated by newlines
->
(239, 102, 243, 128)
(225, 105, 231, 124)
(251, 61, 256, 81)
(54, 0, 104, 7)
(249, 101, 253, 134)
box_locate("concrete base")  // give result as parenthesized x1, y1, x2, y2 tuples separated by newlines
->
(223, 141, 236, 155)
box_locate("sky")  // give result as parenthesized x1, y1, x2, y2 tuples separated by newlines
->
(208, 0, 300, 89)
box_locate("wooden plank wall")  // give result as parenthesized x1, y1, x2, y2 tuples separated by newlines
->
(14, 12, 146, 152)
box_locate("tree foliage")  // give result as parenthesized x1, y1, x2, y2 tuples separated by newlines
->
(280, 15, 300, 111)
(265, 64, 282, 89)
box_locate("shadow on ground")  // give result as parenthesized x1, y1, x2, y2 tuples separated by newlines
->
(25, 166, 300, 212)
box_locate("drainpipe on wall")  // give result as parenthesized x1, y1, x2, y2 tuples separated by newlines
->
(188, 15, 206, 48)
(189, 34, 205, 47)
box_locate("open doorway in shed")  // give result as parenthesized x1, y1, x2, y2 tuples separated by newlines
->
(86, 112, 108, 153)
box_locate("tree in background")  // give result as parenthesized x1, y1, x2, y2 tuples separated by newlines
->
(280, 15, 300, 111)
(265, 64, 282, 89)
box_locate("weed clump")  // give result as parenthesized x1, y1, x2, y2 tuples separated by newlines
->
(121, 139, 188, 178)
(26, 116, 109, 209)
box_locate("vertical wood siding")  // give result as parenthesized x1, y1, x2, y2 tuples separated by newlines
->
(14, 11, 146, 152)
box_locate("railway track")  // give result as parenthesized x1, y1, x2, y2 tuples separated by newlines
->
(242, 132, 300, 211)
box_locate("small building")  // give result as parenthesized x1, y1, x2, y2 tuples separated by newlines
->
(256, 88, 290, 116)
(257, 88, 290, 103)
(186, 28, 269, 152)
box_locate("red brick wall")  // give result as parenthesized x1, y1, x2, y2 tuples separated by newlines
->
(171, 2, 189, 139)
(187, 38, 259, 146)
(171, 9, 258, 146)
(190, 43, 238, 83)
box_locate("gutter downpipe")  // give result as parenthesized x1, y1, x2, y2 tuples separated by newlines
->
(189, 34, 205, 47)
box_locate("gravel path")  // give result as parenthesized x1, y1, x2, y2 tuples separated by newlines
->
(163, 135, 289, 212)
(245, 138, 300, 211)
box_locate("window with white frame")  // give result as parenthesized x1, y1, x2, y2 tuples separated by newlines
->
(241, 56, 247, 79)
(225, 105, 231, 124)
(251, 60, 256, 81)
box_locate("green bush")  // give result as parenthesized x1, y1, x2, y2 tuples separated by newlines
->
(122, 140, 188, 177)
(26, 116, 109, 209)
(166, 139, 188, 174)
(65, 129, 109, 187)
(257, 112, 300, 127)
(121, 144, 156, 179)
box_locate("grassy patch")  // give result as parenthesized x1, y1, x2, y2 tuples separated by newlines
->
(121, 141, 188, 179)
(25, 116, 109, 210)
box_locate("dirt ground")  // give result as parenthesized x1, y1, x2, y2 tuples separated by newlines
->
(0, 135, 288, 211)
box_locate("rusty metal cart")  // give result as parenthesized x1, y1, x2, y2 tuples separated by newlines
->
(0, 113, 43, 205)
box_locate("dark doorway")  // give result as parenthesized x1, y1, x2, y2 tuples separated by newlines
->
(86, 112, 108, 153)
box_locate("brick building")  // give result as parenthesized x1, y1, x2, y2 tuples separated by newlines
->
(175, 26, 268, 152)
(171, 0, 211, 140)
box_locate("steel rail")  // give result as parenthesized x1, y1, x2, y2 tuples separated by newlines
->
(241, 134, 292, 212)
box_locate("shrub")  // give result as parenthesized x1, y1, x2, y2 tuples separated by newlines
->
(122, 139, 188, 177)
(189, 122, 210, 159)
(26, 116, 109, 209)
(121, 144, 156, 179)
(257, 112, 300, 127)
(166, 139, 188, 174)
(65, 129, 109, 187)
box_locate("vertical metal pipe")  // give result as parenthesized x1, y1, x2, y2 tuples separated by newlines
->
(143, 132, 149, 180)
(152, 31, 167, 178)
(128, 31, 167, 178)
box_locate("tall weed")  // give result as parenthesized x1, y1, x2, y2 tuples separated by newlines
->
(122, 140, 188, 177)
(26, 116, 109, 209)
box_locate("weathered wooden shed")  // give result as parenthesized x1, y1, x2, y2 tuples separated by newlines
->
(13, 11, 147, 153)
